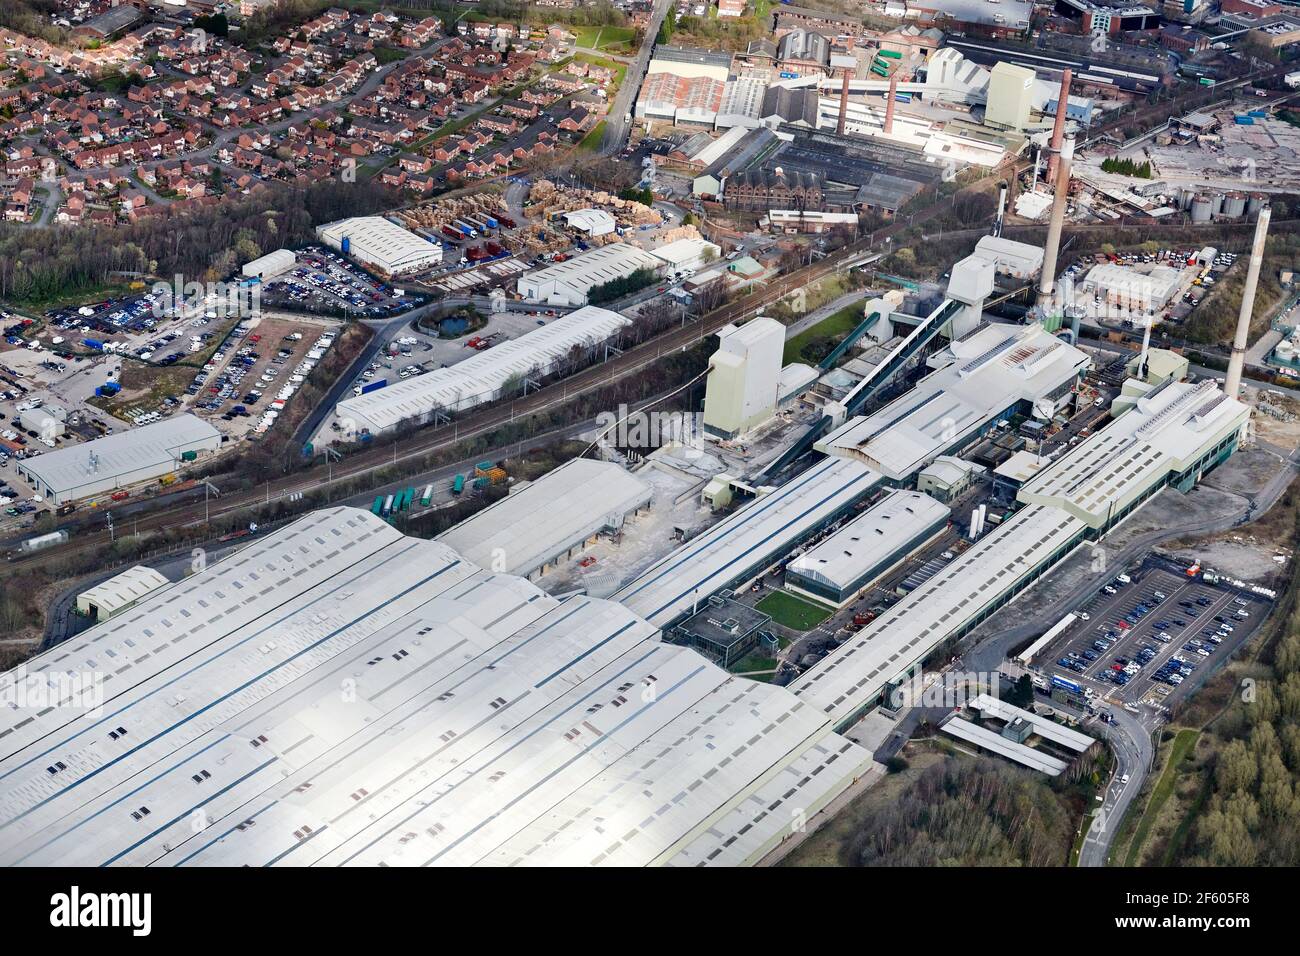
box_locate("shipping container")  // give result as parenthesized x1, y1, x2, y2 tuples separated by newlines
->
(452, 474, 465, 494)
(420, 484, 433, 506)
(383, 493, 394, 515)
(360, 379, 387, 394)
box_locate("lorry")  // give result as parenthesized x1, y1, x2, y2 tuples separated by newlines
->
(361, 379, 387, 394)
(1051, 674, 1084, 696)
(452, 220, 479, 239)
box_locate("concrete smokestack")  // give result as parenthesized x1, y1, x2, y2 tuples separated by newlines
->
(1138, 314, 1152, 381)
(1226, 205, 1271, 401)
(884, 72, 898, 135)
(1036, 136, 1074, 316)
(838, 67, 852, 136)
(1047, 69, 1072, 185)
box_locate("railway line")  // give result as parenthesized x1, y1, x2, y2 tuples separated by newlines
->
(5, 215, 927, 570)
(10, 66, 1261, 570)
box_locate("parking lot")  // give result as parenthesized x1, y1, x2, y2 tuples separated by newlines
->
(259, 246, 425, 318)
(1062, 246, 1239, 331)
(1040, 557, 1271, 708)
(181, 316, 339, 439)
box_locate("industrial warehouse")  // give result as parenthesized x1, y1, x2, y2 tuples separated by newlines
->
(818, 323, 1090, 481)
(784, 490, 950, 607)
(2, 0, 1298, 894)
(0, 507, 871, 868)
(792, 378, 1250, 728)
(333, 305, 630, 435)
(316, 216, 444, 275)
(515, 237, 721, 306)
(436, 459, 653, 579)
(15, 414, 221, 505)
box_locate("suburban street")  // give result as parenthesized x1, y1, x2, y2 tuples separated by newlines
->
(599, 0, 674, 155)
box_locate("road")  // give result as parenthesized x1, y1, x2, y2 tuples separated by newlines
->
(290, 295, 576, 447)
(599, 0, 674, 155)
(9, 159, 1006, 566)
(1080, 707, 1151, 867)
(957, 447, 1296, 866)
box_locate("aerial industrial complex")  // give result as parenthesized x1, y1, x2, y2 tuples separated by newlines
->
(3, 0, 1298, 884)
(0, 508, 871, 868)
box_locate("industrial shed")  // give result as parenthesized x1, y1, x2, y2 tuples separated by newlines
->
(615, 456, 883, 627)
(333, 305, 630, 434)
(436, 458, 653, 579)
(76, 566, 170, 623)
(0, 507, 872, 868)
(517, 243, 664, 306)
(316, 216, 442, 275)
(819, 324, 1090, 481)
(785, 490, 950, 607)
(240, 248, 297, 280)
(15, 414, 221, 504)
(561, 208, 616, 237)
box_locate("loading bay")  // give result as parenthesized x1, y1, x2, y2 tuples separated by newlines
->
(1037, 555, 1272, 710)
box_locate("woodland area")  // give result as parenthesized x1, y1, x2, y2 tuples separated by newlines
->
(1182, 596, 1300, 865)
(841, 757, 1078, 867)
(1184, 229, 1300, 345)
(0, 179, 396, 306)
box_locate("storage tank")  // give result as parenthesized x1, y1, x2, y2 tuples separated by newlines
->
(1248, 193, 1265, 216)
(1210, 192, 1225, 216)
(1223, 192, 1246, 219)
(1190, 193, 1212, 222)
(1179, 187, 1194, 211)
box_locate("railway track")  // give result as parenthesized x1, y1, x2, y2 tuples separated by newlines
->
(6, 223, 906, 570)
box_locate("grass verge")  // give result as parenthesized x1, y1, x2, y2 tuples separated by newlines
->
(1121, 728, 1199, 866)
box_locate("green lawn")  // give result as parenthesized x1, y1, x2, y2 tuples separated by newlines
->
(579, 120, 607, 152)
(732, 654, 778, 680)
(1120, 728, 1200, 866)
(757, 591, 833, 630)
(782, 300, 869, 365)
(573, 25, 637, 53)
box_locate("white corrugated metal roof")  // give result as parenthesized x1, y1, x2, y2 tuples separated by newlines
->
(77, 566, 170, 616)
(1018, 379, 1249, 526)
(316, 216, 442, 272)
(615, 456, 882, 627)
(436, 458, 653, 576)
(0, 507, 866, 868)
(787, 490, 949, 592)
(941, 717, 1068, 776)
(16, 414, 219, 495)
(970, 694, 1095, 752)
(334, 305, 630, 432)
(819, 323, 1089, 480)
(790, 503, 1088, 723)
